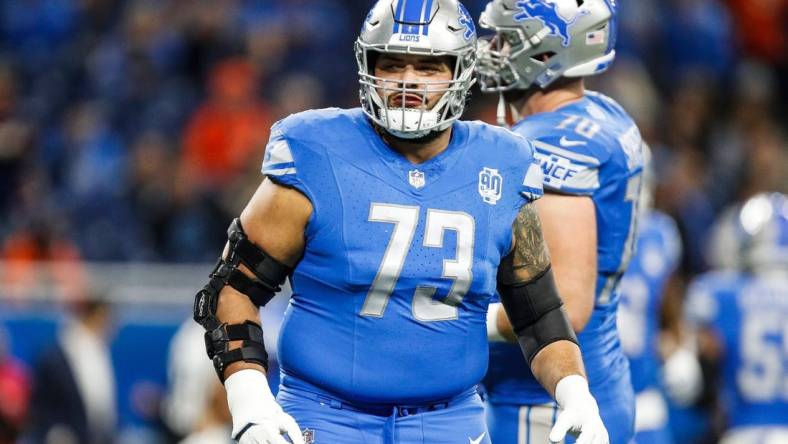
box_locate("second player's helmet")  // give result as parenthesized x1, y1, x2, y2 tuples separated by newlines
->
(707, 192, 788, 274)
(476, 0, 617, 91)
(356, 0, 477, 139)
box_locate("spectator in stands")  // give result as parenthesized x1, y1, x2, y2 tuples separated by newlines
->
(0, 63, 33, 219)
(181, 58, 272, 189)
(159, 319, 234, 444)
(25, 291, 117, 444)
(1, 215, 86, 302)
(161, 320, 219, 440)
(0, 326, 30, 444)
(725, 0, 787, 66)
(178, 380, 232, 444)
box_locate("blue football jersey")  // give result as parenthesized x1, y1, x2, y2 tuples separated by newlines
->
(685, 272, 788, 428)
(618, 211, 682, 393)
(261, 108, 544, 404)
(485, 91, 644, 405)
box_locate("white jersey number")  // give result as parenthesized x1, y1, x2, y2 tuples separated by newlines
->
(737, 311, 788, 402)
(556, 115, 601, 139)
(617, 275, 649, 356)
(361, 203, 475, 322)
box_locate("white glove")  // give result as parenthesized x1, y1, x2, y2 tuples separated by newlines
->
(662, 345, 702, 406)
(486, 302, 508, 342)
(549, 375, 609, 444)
(225, 369, 304, 444)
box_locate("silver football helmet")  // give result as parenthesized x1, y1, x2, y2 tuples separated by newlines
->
(707, 192, 788, 275)
(476, 0, 617, 92)
(356, 0, 477, 139)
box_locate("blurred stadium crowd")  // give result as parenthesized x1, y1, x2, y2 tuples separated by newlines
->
(0, 0, 785, 443)
(0, 0, 785, 266)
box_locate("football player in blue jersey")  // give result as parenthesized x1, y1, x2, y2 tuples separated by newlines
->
(476, 1, 642, 443)
(191, 1, 609, 444)
(616, 157, 697, 444)
(685, 192, 788, 444)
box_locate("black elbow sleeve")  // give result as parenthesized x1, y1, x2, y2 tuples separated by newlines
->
(497, 266, 578, 364)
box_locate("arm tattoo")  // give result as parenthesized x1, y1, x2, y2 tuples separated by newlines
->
(506, 202, 551, 283)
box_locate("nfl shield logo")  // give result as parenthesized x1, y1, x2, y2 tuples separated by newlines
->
(303, 428, 315, 444)
(408, 169, 426, 189)
(478, 167, 503, 205)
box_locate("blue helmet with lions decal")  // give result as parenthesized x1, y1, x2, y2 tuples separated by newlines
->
(476, 0, 617, 92)
(356, 0, 478, 140)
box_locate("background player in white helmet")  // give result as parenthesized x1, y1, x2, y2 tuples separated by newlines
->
(192, 1, 608, 443)
(685, 192, 788, 444)
(477, 1, 642, 443)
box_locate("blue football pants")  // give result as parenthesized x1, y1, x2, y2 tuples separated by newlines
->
(278, 385, 491, 444)
(485, 378, 634, 444)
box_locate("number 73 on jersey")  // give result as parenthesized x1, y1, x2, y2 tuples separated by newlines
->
(360, 203, 475, 322)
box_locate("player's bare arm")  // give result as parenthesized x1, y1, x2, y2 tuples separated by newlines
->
(497, 201, 584, 397)
(536, 194, 596, 331)
(492, 194, 596, 339)
(216, 178, 312, 378)
(192, 177, 310, 444)
(507, 199, 551, 280)
(495, 202, 607, 444)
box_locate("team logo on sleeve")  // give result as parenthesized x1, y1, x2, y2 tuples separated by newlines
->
(302, 428, 315, 444)
(408, 169, 426, 189)
(478, 167, 503, 205)
(537, 152, 579, 186)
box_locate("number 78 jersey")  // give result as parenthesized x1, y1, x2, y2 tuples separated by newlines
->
(486, 91, 644, 406)
(262, 108, 543, 405)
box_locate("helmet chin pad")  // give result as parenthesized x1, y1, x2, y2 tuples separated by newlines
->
(378, 108, 447, 139)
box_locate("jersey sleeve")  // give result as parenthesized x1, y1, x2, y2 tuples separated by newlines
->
(530, 139, 601, 195)
(505, 134, 543, 205)
(520, 159, 544, 202)
(261, 122, 313, 201)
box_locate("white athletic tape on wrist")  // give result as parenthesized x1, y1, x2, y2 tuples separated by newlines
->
(225, 369, 277, 436)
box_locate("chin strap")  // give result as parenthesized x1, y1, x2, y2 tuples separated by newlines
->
(496, 92, 522, 129)
(509, 102, 521, 126)
(496, 91, 508, 127)
(496, 92, 524, 129)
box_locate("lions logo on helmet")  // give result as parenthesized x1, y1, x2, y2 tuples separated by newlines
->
(458, 3, 476, 40)
(355, 0, 477, 140)
(476, 0, 617, 91)
(514, 0, 588, 47)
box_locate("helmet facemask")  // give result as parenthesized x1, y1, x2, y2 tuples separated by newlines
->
(476, 0, 617, 93)
(356, 41, 476, 140)
(355, 0, 478, 140)
(476, 27, 546, 92)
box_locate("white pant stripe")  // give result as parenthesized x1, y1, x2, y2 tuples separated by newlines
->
(518, 403, 563, 444)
